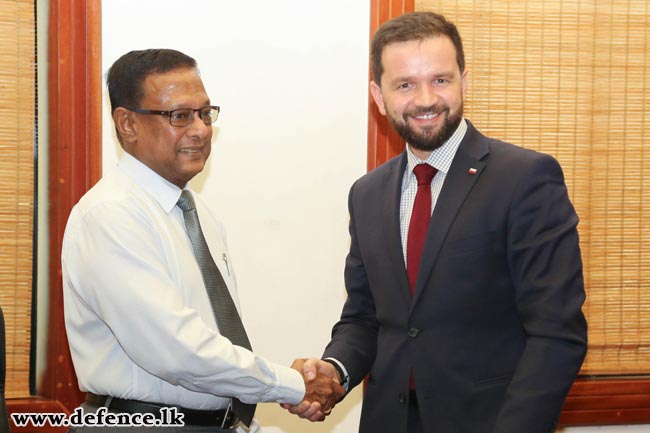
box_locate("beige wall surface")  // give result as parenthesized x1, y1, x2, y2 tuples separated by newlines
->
(102, 1, 368, 432)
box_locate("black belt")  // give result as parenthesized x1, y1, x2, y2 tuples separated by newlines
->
(86, 393, 239, 428)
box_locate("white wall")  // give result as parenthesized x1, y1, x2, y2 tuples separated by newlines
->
(100, 2, 650, 433)
(102, 1, 368, 432)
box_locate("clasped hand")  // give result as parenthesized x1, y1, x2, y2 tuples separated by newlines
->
(282, 358, 345, 422)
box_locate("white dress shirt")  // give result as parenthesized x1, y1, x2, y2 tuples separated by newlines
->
(62, 152, 304, 413)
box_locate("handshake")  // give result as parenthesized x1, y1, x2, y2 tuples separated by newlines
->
(282, 358, 346, 422)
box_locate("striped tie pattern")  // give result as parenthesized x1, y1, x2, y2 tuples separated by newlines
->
(177, 190, 256, 426)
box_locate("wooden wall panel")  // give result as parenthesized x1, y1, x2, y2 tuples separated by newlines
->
(7, 0, 100, 427)
(367, 0, 414, 170)
(7, 1, 103, 426)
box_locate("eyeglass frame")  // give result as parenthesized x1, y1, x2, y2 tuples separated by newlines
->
(127, 105, 220, 127)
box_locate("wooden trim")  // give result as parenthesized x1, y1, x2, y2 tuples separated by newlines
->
(39, 0, 102, 414)
(559, 378, 650, 426)
(8, 398, 69, 433)
(367, 0, 414, 171)
(368, 0, 650, 427)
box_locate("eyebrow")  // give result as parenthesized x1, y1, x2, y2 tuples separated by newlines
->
(391, 71, 457, 83)
(168, 99, 212, 110)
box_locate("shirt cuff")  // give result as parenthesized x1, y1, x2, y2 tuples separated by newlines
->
(273, 366, 306, 405)
(324, 357, 350, 391)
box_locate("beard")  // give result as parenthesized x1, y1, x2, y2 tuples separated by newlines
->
(387, 102, 464, 152)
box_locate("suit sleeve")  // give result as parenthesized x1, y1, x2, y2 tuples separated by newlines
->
(322, 181, 379, 390)
(493, 153, 588, 433)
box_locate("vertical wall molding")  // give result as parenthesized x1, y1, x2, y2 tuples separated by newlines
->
(367, 0, 414, 170)
(42, 0, 102, 411)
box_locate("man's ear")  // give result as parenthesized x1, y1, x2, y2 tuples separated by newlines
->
(461, 69, 469, 100)
(369, 81, 387, 116)
(113, 107, 137, 145)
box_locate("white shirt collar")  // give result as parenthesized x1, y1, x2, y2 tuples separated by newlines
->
(118, 152, 185, 214)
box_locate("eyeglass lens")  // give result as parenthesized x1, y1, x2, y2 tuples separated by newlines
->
(170, 107, 219, 126)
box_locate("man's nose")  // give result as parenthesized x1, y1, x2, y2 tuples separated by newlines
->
(414, 85, 438, 108)
(187, 111, 211, 138)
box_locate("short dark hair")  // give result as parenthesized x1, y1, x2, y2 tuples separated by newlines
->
(371, 11, 465, 86)
(107, 48, 198, 114)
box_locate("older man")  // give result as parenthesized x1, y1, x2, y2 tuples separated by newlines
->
(63, 49, 342, 433)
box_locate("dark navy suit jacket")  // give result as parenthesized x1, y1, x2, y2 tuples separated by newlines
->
(323, 121, 587, 433)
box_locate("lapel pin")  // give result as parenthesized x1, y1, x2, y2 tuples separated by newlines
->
(468, 168, 478, 175)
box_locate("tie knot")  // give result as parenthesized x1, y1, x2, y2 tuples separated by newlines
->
(413, 164, 437, 186)
(177, 190, 196, 211)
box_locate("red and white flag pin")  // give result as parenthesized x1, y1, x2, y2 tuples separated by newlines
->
(468, 167, 478, 175)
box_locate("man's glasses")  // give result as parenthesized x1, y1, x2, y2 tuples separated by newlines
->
(129, 105, 220, 127)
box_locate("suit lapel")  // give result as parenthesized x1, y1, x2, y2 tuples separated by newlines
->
(411, 123, 489, 307)
(382, 152, 412, 307)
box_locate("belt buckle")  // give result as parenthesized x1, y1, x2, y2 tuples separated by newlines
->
(220, 402, 232, 429)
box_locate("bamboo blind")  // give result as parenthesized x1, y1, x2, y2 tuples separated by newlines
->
(415, 0, 650, 375)
(0, 0, 35, 397)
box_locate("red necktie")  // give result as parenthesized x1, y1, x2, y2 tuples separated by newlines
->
(407, 164, 438, 293)
(407, 163, 437, 390)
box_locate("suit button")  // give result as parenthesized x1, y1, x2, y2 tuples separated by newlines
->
(408, 328, 420, 338)
(399, 392, 407, 405)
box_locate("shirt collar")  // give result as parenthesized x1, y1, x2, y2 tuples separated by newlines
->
(118, 152, 186, 213)
(406, 118, 468, 175)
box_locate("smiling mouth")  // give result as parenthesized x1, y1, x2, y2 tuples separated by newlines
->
(412, 112, 439, 120)
(179, 148, 202, 155)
